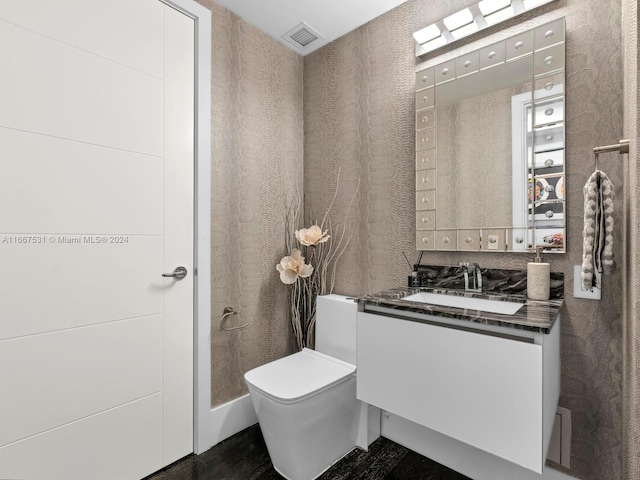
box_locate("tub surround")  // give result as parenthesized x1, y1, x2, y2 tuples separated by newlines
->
(358, 266, 564, 334)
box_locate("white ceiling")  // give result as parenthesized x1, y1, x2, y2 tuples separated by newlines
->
(214, 0, 410, 56)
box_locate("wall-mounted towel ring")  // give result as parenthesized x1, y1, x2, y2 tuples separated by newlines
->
(220, 306, 248, 331)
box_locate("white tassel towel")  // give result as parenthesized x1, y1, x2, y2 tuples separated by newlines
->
(581, 170, 614, 290)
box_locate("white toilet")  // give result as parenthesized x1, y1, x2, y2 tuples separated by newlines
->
(244, 294, 376, 480)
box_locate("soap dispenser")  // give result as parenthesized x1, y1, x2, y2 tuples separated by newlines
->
(527, 246, 550, 300)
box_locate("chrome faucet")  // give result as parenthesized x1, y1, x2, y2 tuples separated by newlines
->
(459, 262, 483, 292)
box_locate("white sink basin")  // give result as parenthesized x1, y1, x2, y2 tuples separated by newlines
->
(404, 292, 524, 315)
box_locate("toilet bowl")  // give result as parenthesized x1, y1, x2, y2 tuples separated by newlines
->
(244, 294, 371, 480)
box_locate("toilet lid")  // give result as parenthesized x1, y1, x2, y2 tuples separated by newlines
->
(244, 348, 355, 402)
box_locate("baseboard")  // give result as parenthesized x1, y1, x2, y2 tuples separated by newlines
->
(543, 468, 579, 480)
(194, 394, 258, 454)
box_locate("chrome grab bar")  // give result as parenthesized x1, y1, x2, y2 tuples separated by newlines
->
(220, 306, 248, 331)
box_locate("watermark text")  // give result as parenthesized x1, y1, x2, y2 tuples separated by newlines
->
(1, 235, 130, 245)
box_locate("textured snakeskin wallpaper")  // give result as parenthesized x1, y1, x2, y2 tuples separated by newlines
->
(304, 1, 624, 479)
(196, 1, 303, 406)
(195, 0, 627, 477)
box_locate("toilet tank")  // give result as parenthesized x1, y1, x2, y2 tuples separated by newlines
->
(315, 294, 357, 365)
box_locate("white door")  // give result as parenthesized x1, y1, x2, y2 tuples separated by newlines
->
(0, 1, 195, 479)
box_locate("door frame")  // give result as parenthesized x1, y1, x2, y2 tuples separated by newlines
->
(159, 0, 212, 454)
(161, 0, 257, 455)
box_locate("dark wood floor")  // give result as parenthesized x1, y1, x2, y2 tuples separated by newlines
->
(146, 424, 470, 480)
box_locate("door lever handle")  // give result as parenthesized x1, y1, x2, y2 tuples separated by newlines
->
(162, 266, 188, 280)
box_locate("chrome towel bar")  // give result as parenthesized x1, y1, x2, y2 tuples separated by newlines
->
(593, 139, 630, 155)
(593, 139, 629, 170)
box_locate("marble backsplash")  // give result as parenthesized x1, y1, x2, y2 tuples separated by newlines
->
(408, 264, 564, 299)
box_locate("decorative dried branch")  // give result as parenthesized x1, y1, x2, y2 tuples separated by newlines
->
(278, 169, 358, 351)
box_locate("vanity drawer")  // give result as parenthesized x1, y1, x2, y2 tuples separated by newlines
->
(416, 190, 436, 211)
(435, 230, 456, 250)
(416, 149, 436, 170)
(415, 68, 435, 91)
(416, 169, 436, 191)
(457, 229, 481, 251)
(415, 89, 435, 110)
(416, 128, 436, 151)
(435, 59, 456, 85)
(506, 30, 533, 61)
(479, 41, 506, 70)
(534, 43, 564, 76)
(456, 51, 479, 76)
(534, 18, 565, 51)
(416, 210, 435, 230)
(416, 108, 435, 130)
(416, 231, 435, 250)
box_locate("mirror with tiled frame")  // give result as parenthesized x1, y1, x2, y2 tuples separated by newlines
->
(415, 18, 566, 253)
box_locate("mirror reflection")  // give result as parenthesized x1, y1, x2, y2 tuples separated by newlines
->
(415, 18, 566, 253)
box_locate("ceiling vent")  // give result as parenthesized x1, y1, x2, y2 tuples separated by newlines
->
(283, 22, 323, 51)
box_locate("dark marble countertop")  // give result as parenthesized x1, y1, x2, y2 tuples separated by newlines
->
(357, 286, 563, 334)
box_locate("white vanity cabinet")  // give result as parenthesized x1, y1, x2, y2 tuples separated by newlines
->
(356, 310, 560, 474)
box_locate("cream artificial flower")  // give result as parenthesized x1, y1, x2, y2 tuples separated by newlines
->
(276, 248, 314, 284)
(295, 225, 330, 247)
